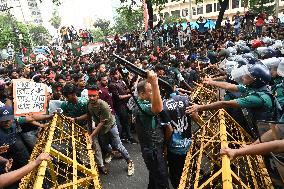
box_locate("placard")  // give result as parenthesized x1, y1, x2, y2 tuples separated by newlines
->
(13, 79, 47, 116)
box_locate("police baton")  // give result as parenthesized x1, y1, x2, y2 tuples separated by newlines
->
(113, 53, 174, 94)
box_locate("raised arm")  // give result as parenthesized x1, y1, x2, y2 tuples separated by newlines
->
(203, 77, 239, 92)
(148, 71, 163, 114)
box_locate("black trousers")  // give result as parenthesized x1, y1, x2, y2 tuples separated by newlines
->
(141, 145, 169, 189)
(167, 150, 186, 189)
(116, 108, 131, 139)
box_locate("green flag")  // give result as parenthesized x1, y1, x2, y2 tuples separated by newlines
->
(72, 43, 82, 57)
(15, 54, 25, 68)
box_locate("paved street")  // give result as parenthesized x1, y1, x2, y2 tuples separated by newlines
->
(100, 142, 148, 189)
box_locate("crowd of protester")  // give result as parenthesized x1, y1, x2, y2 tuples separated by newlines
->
(0, 10, 284, 188)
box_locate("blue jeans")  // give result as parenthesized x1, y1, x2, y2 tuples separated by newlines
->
(100, 124, 130, 162)
(234, 28, 240, 36)
(256, 26, 263, 37)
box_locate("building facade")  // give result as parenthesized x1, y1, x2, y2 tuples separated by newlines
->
(0, 0, 43, 25)
(154, 0, 283, 22)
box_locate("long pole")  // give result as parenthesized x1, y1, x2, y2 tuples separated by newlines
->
(275, 0, 280, 17)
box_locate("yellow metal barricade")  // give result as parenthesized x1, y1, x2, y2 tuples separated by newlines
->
(179, 109, 273, 189)
(19, 114, 102, 189)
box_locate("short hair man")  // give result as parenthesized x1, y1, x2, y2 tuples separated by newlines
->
(134, 71, 169, 188)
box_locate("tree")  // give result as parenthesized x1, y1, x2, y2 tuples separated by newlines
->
(214, 0, 229, 28)
(49, 9, 61, 30)
(248, 0, 274, 15)
(120, 0, 170, 29)
(91, 28, 106, 42)
(28, 25, 51, 46)
(164, 15, 187, 25)
(0, 14, 31, 50)
(93, 18, 112, 36)
(113, 6, 143, 34)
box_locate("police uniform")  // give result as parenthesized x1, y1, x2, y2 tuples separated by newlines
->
(236, 85, 274, 137)
(134, 98, 169, 189)
(272, 77, 284, 110)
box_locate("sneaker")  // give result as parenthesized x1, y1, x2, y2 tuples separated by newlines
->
(127, 161, 134, 176)
(98, 166, 108, 175)
(104, 153, 113, 164)
(128, 138, 138, 144)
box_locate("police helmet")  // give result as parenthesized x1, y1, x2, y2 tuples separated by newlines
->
(247, 63, 271, 88)
(237, 45, 251, 54)
(242, 53, 258, 64)
(277, 58, 284, 77)
(226, 41, 235, 48)
(261, 57, 281, 70)
(235, 57, 249, 67)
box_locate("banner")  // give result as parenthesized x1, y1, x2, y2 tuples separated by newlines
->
(13, 79, 47, 116)
(143, 0, 148, 31)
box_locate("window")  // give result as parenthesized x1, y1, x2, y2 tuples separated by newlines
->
(192, 7, 196, 15)
(182, 9, 188, 17)
(241, 0, 245, 7)
(206, 4, 212, 13)
(153, 14, 157, 22)
(171, 10, 180, 17)
(217, 3, 220, 11)
(197, 6, 203, 15)
(164, 12, 170, 18)
(232, 0, 240, 8)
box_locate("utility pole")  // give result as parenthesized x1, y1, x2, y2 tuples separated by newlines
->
(275, 0, 280, 17)
(189, 0, 192, 21)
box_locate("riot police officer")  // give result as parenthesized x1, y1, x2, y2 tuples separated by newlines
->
(187, 63, 276, 138)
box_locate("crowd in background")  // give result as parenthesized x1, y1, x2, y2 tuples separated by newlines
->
(0, 10, 284, 189)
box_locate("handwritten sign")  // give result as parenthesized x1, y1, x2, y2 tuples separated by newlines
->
(13, 79, 47, 116)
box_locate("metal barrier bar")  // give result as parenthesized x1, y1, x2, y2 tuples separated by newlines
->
(219, 110, 233, 189)
(33, 114, 58, 188)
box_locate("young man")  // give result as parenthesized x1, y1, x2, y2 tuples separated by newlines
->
(134, 71, 169, 189)
(73, 85, 135, 176)
(159, 79, 199, 189)
(109, 68, 137, 143)
(61, 83, 88, 126)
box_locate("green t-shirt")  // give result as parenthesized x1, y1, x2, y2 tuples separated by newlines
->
(61, 97, 88, 117)
(137, 98, 156, 129)
(88, 99, 115, 134)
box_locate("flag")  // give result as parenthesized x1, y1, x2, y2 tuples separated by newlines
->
(15, 54, 25, 68)
(143, 0, 148, 31)
(72, 43, 82, 57)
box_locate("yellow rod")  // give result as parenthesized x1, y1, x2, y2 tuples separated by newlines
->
(72, 122, 78, 189)
(219, 109, 233, 189)
(33, 114, 58, 188)
(85, 132, 102, 189)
